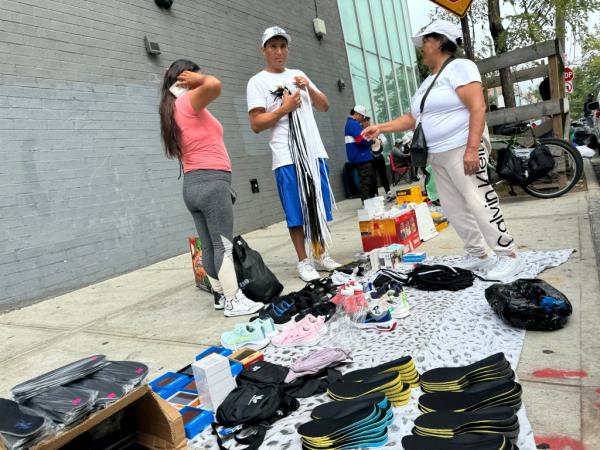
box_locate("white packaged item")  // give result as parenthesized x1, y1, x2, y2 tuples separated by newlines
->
(192, 355, 235, 411)
(413, 202, 438, 241)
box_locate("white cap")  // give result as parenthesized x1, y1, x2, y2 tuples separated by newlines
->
(261, 26, 291, 47)
(411, 20, 462, 47)
(352, 105, 367, 116)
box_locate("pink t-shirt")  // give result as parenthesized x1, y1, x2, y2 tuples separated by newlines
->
(174, 92, 232, 173)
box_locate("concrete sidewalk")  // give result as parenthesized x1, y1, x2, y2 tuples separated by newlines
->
(1, 170, 599, 449)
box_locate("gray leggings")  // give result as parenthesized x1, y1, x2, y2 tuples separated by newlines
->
(183, 170, 234, 282)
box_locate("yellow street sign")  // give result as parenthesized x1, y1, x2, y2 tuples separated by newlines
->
(429, 0, 474, 18)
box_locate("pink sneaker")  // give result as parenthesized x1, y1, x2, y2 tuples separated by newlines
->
(271, 316, 325, 348)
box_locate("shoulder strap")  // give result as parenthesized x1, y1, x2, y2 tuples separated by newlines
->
(419, 56, 455, 113)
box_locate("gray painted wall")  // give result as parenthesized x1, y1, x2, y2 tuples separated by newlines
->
(0, 0, 354, 310)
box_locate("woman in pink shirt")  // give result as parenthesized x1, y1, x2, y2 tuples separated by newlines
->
(159, 59, 263, 317)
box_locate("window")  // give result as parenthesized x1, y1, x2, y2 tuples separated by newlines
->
(368, 0, 390, 58)
(382, 0, 402, 63)
(339, 2, 361, 47)
(355, 0, 377, 53)
(347, 46, 371, 110)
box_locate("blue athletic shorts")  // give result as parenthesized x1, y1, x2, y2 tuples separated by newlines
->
(274, 158, 334, 228)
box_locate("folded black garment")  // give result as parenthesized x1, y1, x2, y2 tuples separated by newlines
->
(11, 355, 107, 402)
(419, 380, 522, 413)
(67, 378, 125, 408)
(24, 386, 97, 426)
(89, 360, 148, 389)
(402, 433, 519, 450)
(413, 406, 520, 440)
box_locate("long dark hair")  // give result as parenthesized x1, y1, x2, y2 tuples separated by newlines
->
(159, 59, 200, 159)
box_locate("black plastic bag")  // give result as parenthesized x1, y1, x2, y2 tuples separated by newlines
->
(497, 148, 528, 184)
(485, 279, 572, 331)
(232, 236, 283, 303)
(526, 144, 555, 183)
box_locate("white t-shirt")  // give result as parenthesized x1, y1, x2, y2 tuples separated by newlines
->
(246, 68, 328, 170)
(410, 58, 482, 153)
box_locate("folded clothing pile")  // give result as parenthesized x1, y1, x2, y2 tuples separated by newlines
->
(299, 392, 393, 449)
(327, 356, 419, 407)
(0, 399, 52, 450)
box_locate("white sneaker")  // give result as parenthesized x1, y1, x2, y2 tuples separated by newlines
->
(298, 258, 320, 281)
(486, 255, 524, 282)
(456, 254, 496, 272)
(224, 290, 264, 317)
(313, 254, 342, 271)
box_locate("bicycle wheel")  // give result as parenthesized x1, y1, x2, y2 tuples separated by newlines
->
(522, 138, 584, 199)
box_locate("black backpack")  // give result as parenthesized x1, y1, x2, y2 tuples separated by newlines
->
(405, 265, 480, 291)
(212, 383, 299, 450)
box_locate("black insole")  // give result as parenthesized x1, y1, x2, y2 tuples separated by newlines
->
(11, 355, 107, 402)
(0, 398, 45, 438)
(414, 407, 517, 431)
(402, 434, 508, 450)
(25, 386, 97, 425)
(90, 360, 149, 386)
(68, 377, 125, 407)
(419, 381, 522, 412)
(299, 405, 386, 439)
(311, 393, 387, 420)
(420, 353, 508, 384)
(327, 372, 401, 399)
(341, 356, 416, 382)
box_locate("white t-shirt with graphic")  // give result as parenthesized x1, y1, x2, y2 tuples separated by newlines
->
(246, 68, 328, 170)
(410, 58, 482, 153)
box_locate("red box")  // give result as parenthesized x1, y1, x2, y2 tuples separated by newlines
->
(359, 210, 421, 252)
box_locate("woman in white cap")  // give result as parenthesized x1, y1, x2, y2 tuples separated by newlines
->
(362, 20, 522, 282)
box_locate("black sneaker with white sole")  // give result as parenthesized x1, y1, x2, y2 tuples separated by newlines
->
(213, 292, 225, 310)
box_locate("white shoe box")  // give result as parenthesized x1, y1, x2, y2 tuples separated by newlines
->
(192, 355, 236, 411)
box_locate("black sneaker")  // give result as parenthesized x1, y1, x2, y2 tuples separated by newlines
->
(295, 301, 337, 323)
(253, 297, 297, 328)
(213, 292, 225, 310)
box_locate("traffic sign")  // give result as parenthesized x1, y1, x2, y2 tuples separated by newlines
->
(429, 0, 474, 18)
(565, 81, 573, 94)
(564, 67, 574, 82)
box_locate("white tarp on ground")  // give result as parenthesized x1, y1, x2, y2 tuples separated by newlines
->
(191, 249, 574, 450)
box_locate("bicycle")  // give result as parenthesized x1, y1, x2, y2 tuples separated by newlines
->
(487, 123, 584, 199)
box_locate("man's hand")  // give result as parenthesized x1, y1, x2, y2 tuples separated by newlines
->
(463, 147, 480, 175)
(361, 125, 380, 141)
(294, 76, 310, 90)
(280, 89, 301, 114)
(176, 71, 204, 89)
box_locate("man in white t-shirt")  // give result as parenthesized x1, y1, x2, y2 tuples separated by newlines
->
(246, 26, 341, 282)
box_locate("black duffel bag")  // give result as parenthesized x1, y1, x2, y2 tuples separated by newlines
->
(232, 236, 283, 303)
(485, 278, 572, 331)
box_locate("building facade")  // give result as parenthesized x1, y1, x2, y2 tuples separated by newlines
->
(338, 0, 418, 147)
(0, 0, 417, 309)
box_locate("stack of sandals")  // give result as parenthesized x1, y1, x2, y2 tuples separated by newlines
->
(298, 393, 393, 449)
(403, 353, 521, 449)
(327, 356, 420, 407)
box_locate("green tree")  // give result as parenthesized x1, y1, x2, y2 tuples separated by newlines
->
(570, 32, 600, 119)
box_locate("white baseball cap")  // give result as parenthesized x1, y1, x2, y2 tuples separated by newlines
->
(412, 20, 462, 47)
(352, 105, 367, 116)
(261, 26, 291, 47)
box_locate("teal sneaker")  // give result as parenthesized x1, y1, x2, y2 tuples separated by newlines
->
(250, 317, 278, 338)
(220, 322, 270, 351)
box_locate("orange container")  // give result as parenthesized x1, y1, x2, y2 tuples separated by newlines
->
(359, 210, 421, 252)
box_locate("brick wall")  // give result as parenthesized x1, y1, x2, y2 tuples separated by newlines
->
(0, 0, 354, 309)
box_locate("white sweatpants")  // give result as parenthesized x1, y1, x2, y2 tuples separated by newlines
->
(429, 142, 516, 257)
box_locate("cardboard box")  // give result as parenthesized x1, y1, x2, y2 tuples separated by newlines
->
(359, 210, 421, 252)
(396, 186, 425, 205)
(2, 385, 187, 450)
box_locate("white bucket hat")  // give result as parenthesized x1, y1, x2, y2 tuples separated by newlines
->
(412, 20, 462, 48)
